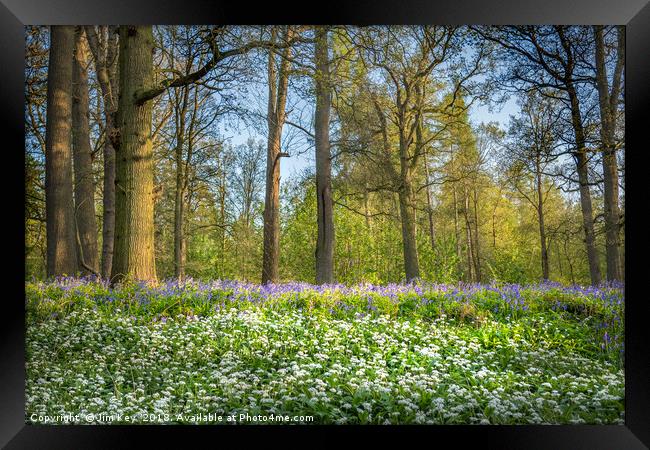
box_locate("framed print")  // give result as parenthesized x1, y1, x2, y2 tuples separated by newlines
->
(2, 0, 649, 447)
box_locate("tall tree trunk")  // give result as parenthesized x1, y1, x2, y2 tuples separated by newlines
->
(462, 185, 475, 282)
(173, 87, 190, 280)
(179, 88, 199, 279)
(567, 85, 601, 285)
(85, 25, 118, 279)
(314, 26, 334, 284)
(173, 141, 185, 280)
(563, 237, 576, 285)
(101, 117, 117, 279)
(363, 184, 371, 228)
(45, 25, 78, 277)
(423, 151, 436, 251)
(556, 239, 563, 278)
(262, 27, 293, 284)
(174, 151, 185, 279)
(492, 211, 497, 251)
(536, 167, 549, 280)
(397, 176, 420, 281)
(453, 184, 462, 274)
(397, 112, 420, 281)
(594, 25, 624, 281)
(417, 113, 435, 253)
(111, 25, 156, 283)
(472, 186, 481, 282)
(219, 161, 227, 270)
(72, 27, 99, 275)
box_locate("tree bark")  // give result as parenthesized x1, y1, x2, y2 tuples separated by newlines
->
(397, 116, 420, 281)
(85, 25, 118, 279)
(219, 155, 227, 270)
(556, 239, 563, 278)
(45, 25, 78, 277)
(314, 26, 334, 284)
(72, 27, 99, 275)
(262, 27, 294, 284)
(563, 236, 576, 285)
(111, 25, 156, 282)
(472, 186, 482, 282)
(397, 175, 420, 281)
(480, 26, 605, 284)
(173, 86, 190, 280)
(567, 85, 601, 285)
(462, 185, 475, 282)
(423, 151, 436, 252)
(453, 184, 462, 274)
(594, 25, 624, 281)
(536, 165, 550, 280)
(363, 185, 371, 228)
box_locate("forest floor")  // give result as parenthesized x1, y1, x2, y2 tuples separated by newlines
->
(25, 278, 624, 425)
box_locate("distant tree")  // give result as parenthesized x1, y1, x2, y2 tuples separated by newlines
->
(504, 93, 563, 280)
(25, 26, 50, 278)
(438, 95, 484, 282)
(233, 139, 265, 228)
(477, 25, 602, 285)
(356, 26, 464, 281)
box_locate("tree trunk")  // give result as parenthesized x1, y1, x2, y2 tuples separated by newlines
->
(567, 85, 601, 285)
(173, 143, 185, 280)
(556, 239, 563, 278)
(397, 176, 420, 281)
(575, 151, 600, 285)
(111, 25, 156, 283)
(536, 168, 549, 280)
(45, 25, 78, 277)
(453, 184, 462, 273)
(72, 27, 99, 275)
(424, 151, 435, 251)
(472, 186, 481, 282)
(101, 123, 116, 279)
(219, 161, 227, 270)
(563, 237, 576, 285)
(314, 26, 334, 285)
(262, 27, 294, 284)
(173, 87, 190, 280)
(492, 211, 497, 251)
(85, 25, 118, 279)
(594, 25, 624, 281)
(363, 185, 371, 228)
(397, 109, 420, 281)
(462, 185, 474, 282)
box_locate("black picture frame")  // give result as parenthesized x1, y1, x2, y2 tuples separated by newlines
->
(3, 0, 649, 447)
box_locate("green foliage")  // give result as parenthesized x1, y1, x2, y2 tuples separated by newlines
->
(280, 179, 317, 282)
(418, 235, 461, 283)
(485, 249, 530, 284)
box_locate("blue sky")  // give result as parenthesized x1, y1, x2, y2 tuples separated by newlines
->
(223, 92, 520, 181)
(217, 32, 524, 183)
